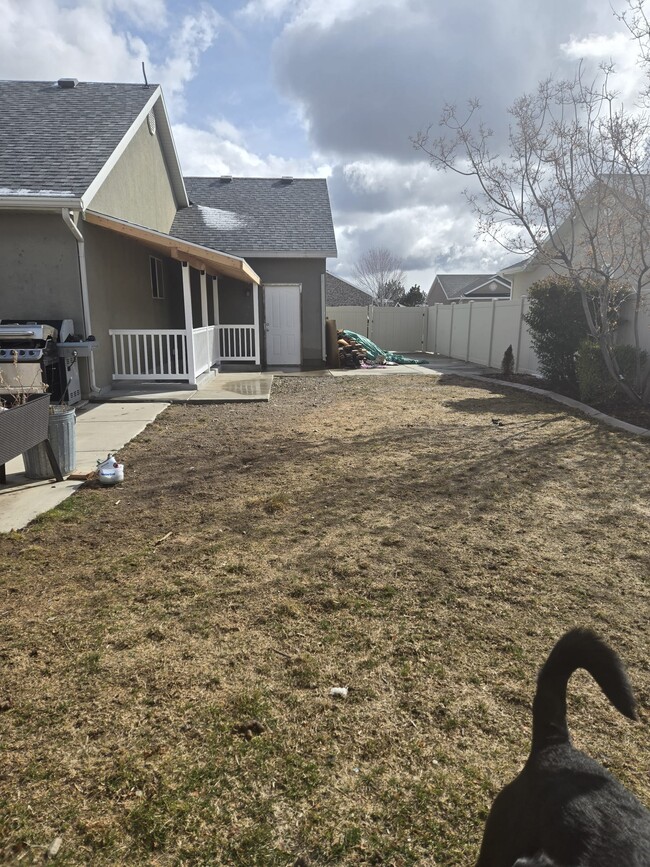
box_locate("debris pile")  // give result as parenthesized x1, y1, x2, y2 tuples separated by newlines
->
(337, 330, 428, 368)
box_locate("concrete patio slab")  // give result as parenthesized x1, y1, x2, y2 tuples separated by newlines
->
(187, 373, 273, 401)
(100, 372, 273, 403)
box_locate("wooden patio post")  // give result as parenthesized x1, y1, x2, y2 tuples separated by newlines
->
(200, 270, 208, 327)
(252, 283, 261, 366)
(213, 276, 221, 365)
(181, 261, 197, 386)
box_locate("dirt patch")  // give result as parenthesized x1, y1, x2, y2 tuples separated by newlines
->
(1, 375, 649, 865)
(484, 371, 650, 429)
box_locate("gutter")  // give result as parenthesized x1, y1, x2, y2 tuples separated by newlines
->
(61, 209, 101, 395)
(0, 196, 82, 211)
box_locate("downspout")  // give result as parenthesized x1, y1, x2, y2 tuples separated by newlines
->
(61, 208, 100, 394)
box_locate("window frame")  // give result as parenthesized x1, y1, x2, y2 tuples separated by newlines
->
(150, 255, 165, 300)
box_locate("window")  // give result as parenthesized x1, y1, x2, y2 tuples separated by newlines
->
(150, 256, 164, 299)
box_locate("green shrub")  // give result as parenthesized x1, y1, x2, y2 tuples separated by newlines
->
(501, 345, 514, 379)
(575, 340, 646, 406)
(524, 278, 590, 395)
(525, 276, 626, 396)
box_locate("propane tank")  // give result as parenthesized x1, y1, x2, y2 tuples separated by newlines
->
(97, 453, 124, 485)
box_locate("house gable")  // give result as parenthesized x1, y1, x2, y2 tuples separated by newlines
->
(464, 276, 511, 298)
(0, 80, 188, 223)
(86, 107, 179, 233)
(427, 273, 510, 304)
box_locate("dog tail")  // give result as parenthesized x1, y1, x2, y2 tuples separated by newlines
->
(531, 628, 637, 752)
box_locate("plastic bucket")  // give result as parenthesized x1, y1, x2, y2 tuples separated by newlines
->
(23, 406, 76, 479)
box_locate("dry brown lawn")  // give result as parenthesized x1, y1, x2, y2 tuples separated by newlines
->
(1, 374, 649, 866)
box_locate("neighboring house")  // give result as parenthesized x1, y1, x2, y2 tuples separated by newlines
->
(0, 79, 337, 396)
(500, 254, 557, 301)
(325, 272, 373, 306)
(500, 176, 650, 302)
(426, 274, 511, 305)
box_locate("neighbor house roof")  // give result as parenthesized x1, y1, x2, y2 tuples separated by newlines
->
(500, 255, 535, 276)
(171, 177, 338, 258)
(428, 273, 511, 302)
(0, 79, 188, 209)
(325, 272, 372, 306)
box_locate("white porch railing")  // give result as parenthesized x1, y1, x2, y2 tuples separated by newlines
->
(110, 330, 188, 380)
(219, 325, 257, 361)
(111, 324, 258, 381)
(192, 325, 219, 376)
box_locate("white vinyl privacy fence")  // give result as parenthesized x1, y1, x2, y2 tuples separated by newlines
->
(327, 298, 541, 375)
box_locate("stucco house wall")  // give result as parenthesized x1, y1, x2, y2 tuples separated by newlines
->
(0, 212, 83, 328)
(507, 262, 556, 300)
(88, 117, 178, 233)
(82, 222, 183, 388)
(248, 257, 325, 368)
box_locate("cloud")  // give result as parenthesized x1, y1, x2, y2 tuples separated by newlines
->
(271, 0, 630, 161)
(325, 154, 512, 287)
(154, 5, 222, 115)
(107, 0, 168, 29)
(0, 0, 219, 116)
(172, 119, 332, 177)
(560, 31, 646, 105)
(0, 0, 151, 83)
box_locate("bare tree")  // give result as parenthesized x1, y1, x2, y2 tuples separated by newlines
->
(413, 46, 650, 403)
(354, 248, 406, 306)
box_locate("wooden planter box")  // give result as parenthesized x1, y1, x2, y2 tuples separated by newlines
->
(0, 394, 63, 483)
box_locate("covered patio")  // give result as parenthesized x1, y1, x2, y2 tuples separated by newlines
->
(85, 211, 262, 386)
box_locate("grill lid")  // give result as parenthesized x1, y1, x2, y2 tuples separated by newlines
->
(0, 323, 58, 342)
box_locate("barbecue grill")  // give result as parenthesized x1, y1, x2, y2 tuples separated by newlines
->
(0, 319, 82, 404)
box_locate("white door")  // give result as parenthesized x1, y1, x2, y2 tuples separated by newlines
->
(265, 284, 301, 365)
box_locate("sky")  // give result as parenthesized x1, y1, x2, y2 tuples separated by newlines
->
(0, 0, 645, 290)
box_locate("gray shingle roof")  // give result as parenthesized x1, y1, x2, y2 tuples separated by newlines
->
(171, 177, 337, 257)
(0, 80, 157, 198)
(429, 273, 511, 301)
(326, 272, 372, 306)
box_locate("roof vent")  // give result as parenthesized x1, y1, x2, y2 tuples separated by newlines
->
(57, 78, 79, 89)
(220, 175, 233, 183)
(280, 176, 294, 184)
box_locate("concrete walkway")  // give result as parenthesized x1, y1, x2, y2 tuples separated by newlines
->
(0, 402, 168, 533)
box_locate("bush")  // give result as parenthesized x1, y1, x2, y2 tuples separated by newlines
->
(524, 277, 590, 395)
(524, 276, 626, 396)
(501, 345, 514, 378)
(576, 340, 646, 406)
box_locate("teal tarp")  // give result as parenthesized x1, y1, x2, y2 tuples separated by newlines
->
(341, 331, 427, 365)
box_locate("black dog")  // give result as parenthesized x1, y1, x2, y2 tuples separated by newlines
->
(476, 628, 650, 866)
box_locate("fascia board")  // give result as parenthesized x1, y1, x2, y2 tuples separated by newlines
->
(154, 90, 189, 208)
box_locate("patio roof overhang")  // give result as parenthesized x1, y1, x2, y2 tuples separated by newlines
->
(83, 210, 261, 285)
